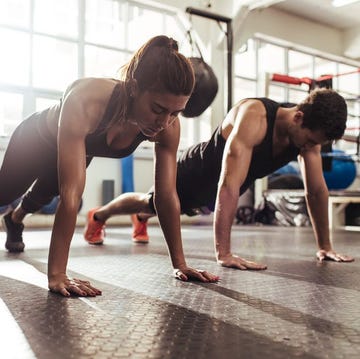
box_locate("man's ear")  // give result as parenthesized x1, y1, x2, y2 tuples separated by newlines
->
(294, 110, 304, 125)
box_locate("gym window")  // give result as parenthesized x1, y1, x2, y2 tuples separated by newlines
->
(0, 0, 197, 152)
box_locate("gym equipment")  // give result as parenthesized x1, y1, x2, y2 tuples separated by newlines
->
(121, 154, 134, 193)
(0, 205, 9, 214)
(39, 196, 83, 214)
(269, 163, 303, 189)
(39, 196, 59, 214)
(322, 150, 357, 190)
(102, 180, 114, 205)
(255, 190, 310, 227)
(3, 196, 82, 215)
(268, 174, 304, 190)
(272, 162, 300, 176)
(345, 203, 360, 226)
(271, 68, 360, 89)
(185, 7, 233, 112)
(182, 57, 218, 117)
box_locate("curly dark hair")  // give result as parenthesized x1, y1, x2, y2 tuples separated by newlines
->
(297, 88, 347, 140)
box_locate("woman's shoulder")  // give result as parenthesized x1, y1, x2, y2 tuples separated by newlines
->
(65, 77, 120, 95)
(59, 78, 123, 127)
(62, 78, 123, 108)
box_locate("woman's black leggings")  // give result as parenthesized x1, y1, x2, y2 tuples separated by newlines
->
(0, 110, 92, 213)
(0, 110, 60, 212)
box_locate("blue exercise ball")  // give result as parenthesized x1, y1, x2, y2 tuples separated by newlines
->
(273, 161, 300, 176)
(323, 150, 357, 190)
(7, 196, 82, 215)
(39, 196, 82, 214)
(39, 196, 59, 214)
(0, 205, 9, 214)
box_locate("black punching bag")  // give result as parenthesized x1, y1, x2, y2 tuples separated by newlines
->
(182, 57, 218, 118)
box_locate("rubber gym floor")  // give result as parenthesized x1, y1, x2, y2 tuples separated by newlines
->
(1, 222, 359, 359)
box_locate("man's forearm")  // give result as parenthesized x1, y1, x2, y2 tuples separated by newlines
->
(214, 217, 232, 259)
(214, 187, 238, 259)
(306, 191, 332, 251)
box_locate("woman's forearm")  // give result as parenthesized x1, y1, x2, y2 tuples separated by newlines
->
(47, 202, 78, 279)
(155, 194, 186, 268)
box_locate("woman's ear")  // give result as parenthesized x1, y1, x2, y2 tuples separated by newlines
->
(129, 79, 138, 98)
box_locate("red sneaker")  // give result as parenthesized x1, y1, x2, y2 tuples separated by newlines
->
(131, 214, 149, 243)
(84, 208, 105, 245)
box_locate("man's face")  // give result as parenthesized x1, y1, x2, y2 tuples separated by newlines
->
(289, 111, 330, 150)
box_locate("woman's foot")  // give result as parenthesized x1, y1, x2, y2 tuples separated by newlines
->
(2, 211, 25, 252)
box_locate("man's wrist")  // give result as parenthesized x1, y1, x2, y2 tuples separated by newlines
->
(172, 261, 187, 269)
(318, 245, 332, 252)
(318, 240, 332, 252)
(216, 251, 232, 261)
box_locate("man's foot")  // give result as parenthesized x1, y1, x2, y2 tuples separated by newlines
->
(84, 208, 105, 245)
(2, 211, 25, 253)
(131, 215, 149, 243)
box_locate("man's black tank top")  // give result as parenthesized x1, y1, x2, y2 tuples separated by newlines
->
(176, 98, 300, 212)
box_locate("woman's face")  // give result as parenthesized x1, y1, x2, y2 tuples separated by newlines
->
(129, 91, 189, 137)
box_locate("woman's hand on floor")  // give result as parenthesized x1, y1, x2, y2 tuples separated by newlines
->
(48, 273, 102, 297)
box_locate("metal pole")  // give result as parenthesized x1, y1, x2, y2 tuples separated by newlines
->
(226, 21, 233, 111)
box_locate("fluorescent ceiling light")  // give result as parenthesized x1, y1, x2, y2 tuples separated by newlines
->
(332, 0, 360, 7)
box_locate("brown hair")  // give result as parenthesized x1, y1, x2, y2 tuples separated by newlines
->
(109, 35, 195, 127)
(298, 88, 347, 140)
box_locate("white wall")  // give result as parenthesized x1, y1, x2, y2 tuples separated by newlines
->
(233, 7, 344, 57)
(344, 25, 360, 59)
